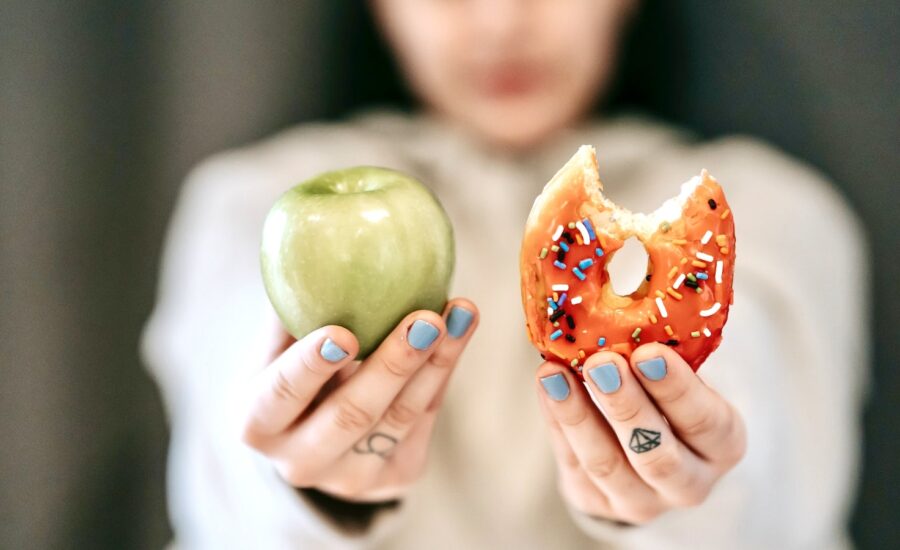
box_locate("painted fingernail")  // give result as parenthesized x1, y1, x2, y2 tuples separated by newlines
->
(637, 357, 667, 381)
(408, 320, 440, 350)
(320, 338, 348, 362)
(588, 362, 621, 394)
(446, 306, 474, 339)
(540, 373, 570, 401)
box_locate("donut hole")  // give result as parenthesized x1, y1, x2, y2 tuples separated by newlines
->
(606, 237, 650, 298)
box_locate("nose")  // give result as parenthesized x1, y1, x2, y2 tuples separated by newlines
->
(471, 0, 530, 47)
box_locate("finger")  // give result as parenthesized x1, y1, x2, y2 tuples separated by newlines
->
(629, 343, 747, 468)
(582, 352, 714, 506)
(242, 326, 358, 443)
(282, 310, 447, 470)
(535, 362, 660, 519)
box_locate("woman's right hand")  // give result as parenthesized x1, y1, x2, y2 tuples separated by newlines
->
(240, 298, 478, 503)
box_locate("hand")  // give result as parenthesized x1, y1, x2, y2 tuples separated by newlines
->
(241, 299, 478, 502)
(535, 343, 746, 524)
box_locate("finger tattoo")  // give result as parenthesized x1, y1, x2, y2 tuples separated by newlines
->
(629, 428, 661, 453)
(352, 432, 398, 459)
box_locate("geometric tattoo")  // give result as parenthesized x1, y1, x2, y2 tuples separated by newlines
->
(352, 432, 398, 459)
(629, 428, 661, 453)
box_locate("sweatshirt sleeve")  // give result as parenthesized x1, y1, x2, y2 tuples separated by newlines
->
(565, 138, 870, 549)
(140, 153, 406, 549)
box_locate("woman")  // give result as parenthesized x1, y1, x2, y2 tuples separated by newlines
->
(142, 1, 868, 548)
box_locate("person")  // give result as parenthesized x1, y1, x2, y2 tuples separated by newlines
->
(141, 1, 869, 548)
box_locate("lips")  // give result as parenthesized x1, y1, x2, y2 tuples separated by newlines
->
(474, 63, 546, 98)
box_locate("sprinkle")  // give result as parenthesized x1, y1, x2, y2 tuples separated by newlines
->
(695, 286, 703, 294)
(680, 257, 688, 265)
(701, 230, 713, 244)
(597, 337, 606, 346)
(645, 274, 652, 282)
(552, 225, 564, 241)
(568, 222, 576, 229)
(539, 247, 548, 259)
(673, 273, 686, 289)
(665, 339, 679, 346)
(565, 334, 576, 343)
(566, 314, 575, 329)
(548, 298, 558, 310)
(720, 247, 730, 255)
(550, 309, 565, 322)
(547, 307, 553, 316)
(572, 267, 586, 281)
(579, 349, 586, 359)
(664, 324, 674, 336)
(550, 329, 563, 341)
(667, 288, 684, 300)
(691, 330, 701, 338)
(699, 302, 722, 317)
(632, 328, 642, 340)
(575, 234, 583, 245)
(655, 290, 667, 299)
(655, 297, 669, 318)
(553, 322, 560, 327)
(692, 260, 708, 268)
(649, 313, 658, 324)
(708, 198, 718, 210)
(720, 208, 731, 220)
(673, 239, 688, 245)
(595, 247, 605, 257)
(552, 284, 569, 291)
(578, 258, 594, 270)
(684, 279, 700, 289)
(575, 221, 591, 244)
(686, 273, 697, 283)
(553, 260, 566, 270)
(696, 251, 714, 262)
(570, 359, 579, 368)
(667, 266, 679, 278)
(703, 327, 712, 337)
(716, 235, 728, 247)
(562, 231, 574, 244)
(570, 296, 583, 305)
(551, 245, 560, 252)
(582, 218, 596, 241)
(559, 241, 570, 252)
(660, 221, 671, 233)
(553, 292, 558, 301)
(696, 272, 709, 280)
(557, 293, 567, 306)
(715, 260, 724, 283)
(557, 249, 566, 262)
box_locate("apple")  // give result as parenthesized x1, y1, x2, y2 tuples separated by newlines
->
(260, 166, 455, 358)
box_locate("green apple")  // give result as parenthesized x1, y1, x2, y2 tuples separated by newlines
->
(260, 166, 455, 358)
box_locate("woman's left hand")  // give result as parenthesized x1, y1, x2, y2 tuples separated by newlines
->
(535, 343, 746, 525)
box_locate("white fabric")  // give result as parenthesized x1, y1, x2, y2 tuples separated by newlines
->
(141, 111, 868, 549)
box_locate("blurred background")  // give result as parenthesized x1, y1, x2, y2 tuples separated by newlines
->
(1, 1, 897, 548)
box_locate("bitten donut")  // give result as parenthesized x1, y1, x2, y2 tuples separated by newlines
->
(520, 145, 735, 373)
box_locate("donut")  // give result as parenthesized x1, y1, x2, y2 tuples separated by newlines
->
(519, 145, 735, 373)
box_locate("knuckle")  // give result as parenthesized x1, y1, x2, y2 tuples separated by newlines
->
(271, 369, 303, 402)
(333, 397, 376, 433)
(239, 421, 266, 450)
(582, 455, 622, 480)
(717, 411, 748, 467)
(671, 483, 711, 508)
(277, 461, 314, 487)
(382, 399, 421, 430)
(620, 504, 663, 525)
(556, 406, 589, 428)
(656, 380, 692, 405)
(640, 448, 683, 480)
(380, 352, 417, 378)
(680, 407, 721, 439)
(427, 349, 456, 370)
(607, 401, 642, 424)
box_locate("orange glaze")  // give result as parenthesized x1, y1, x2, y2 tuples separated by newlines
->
(520, 146, 735, 373)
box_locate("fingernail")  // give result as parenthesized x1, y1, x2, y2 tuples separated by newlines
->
(540, 373, 570, 401)
(408, 320, 440, 350)
(446, 306, 474, 339)
(320, 338, 348, 362)
(588, 362, 621, 394)
(637, 357, 667, 381)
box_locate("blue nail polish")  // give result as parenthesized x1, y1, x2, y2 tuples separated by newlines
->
(540, 373, 570, 401)
(408, 320, 440, 350)
(446, 306, 474, 338)
(588, 363, 621, 394)
(637, 357, 667, 381)
(320, 338, 348, 363)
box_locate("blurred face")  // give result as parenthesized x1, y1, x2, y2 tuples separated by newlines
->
(372, 0, 636, 150)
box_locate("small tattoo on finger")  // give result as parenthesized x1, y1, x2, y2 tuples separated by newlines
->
(629, 428, 661, 453)
(352, 432, 398, 459)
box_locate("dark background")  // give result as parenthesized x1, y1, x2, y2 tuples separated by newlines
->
(1, 1, 897, 548)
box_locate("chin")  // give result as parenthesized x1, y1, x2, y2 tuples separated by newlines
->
(468, 113, 571, 152)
